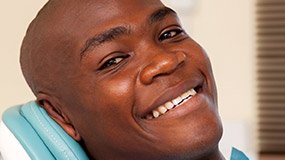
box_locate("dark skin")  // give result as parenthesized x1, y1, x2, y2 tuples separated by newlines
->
(20, 0, 224, 159)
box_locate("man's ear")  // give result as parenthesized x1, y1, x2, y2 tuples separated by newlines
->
(36, 93, 81, 141)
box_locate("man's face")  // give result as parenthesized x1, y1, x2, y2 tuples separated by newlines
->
(50, 0, 222, 159)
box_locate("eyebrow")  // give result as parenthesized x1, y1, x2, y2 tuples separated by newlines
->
(80, 26, 130, 58)
(149, 7, 177, 25)
(80, 7, 177, 59)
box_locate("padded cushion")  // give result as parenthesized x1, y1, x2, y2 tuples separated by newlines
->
(0, 122, 31, 160)
(2, 101, 89, 160)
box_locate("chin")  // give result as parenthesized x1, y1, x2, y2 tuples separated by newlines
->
(157, 111, 223, 160)
(133, 103, 221, 160)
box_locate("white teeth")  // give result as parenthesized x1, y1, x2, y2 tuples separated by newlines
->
(188, 88, 197, 96)
(165, 102, 174, 109)
(172, 96, 183, 105)
(152, 110, 160, 118)
(157, 106, 168, 114)
(146, 88, 198, 120)
(181, 92, 190, 99)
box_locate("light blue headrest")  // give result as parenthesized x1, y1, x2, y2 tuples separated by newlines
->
(2, 101, 89, 160)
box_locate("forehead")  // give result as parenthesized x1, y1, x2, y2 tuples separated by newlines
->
(34, 0, 169, 71)
(45, 0, 165, 51)
(50, 0, 164, 32)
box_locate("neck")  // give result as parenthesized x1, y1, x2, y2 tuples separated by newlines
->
(86, 144, 225, 160)
(199, 148, 225, 160)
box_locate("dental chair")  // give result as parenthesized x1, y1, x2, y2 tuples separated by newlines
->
(0, 101, 89, 160)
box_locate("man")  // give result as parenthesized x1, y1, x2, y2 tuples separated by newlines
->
(19, 0, 246, 159)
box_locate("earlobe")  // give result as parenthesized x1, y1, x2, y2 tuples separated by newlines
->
(36, 94, 81, 141)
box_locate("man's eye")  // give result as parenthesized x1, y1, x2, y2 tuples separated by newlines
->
(159, 29, 184, 41)
(99, 56, 127, 70)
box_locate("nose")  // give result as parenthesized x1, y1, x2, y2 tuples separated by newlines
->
(139, 51, 186, 85)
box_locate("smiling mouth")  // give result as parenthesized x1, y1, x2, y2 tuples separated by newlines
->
(144, 85, 202, 120)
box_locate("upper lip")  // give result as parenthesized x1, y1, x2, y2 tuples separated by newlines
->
(139, 78, 204, 118)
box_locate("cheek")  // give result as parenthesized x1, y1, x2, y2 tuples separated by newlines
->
(79, 73, 136, 118)
(94, 76, 136, 118)
(191, 45, 212, 72)
(67, 74, 138, 154)
(195, 47, 218, 105)
(184, 42, 218, 105)
(104, 78, 134, 102)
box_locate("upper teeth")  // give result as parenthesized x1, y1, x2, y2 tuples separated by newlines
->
(146, 88, 197, 120)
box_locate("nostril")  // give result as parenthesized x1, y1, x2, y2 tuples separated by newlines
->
(139, 65, 157, 85)
(152, 72, 169, 81)
(176, 52, 186, 65)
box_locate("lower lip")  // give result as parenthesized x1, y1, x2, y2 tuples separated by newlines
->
(145, 91, 207, 121)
